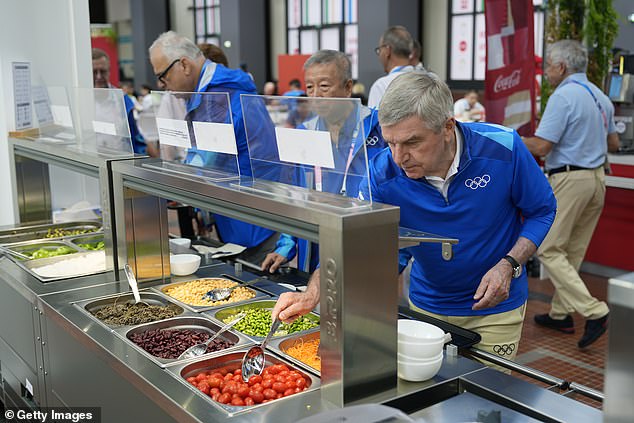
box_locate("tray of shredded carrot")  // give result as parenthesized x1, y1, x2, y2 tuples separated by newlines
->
(275, 331, 321, 373)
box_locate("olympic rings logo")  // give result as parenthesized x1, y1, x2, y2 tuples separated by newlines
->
(493, 343, 516, 356)
(366, 135, 380, 146)
(464, 174, 491, 190)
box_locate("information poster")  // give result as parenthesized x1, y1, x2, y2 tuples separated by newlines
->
(12, 62, 32, 130)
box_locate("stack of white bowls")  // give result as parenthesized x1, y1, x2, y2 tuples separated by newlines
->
(397, 319, 451, 382)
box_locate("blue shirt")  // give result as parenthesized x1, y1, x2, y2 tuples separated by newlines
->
(123, 95, 146, 154)
(274, 106, 387, 272)
(360, 122, 556, 316)
(535, 73, 616, 171)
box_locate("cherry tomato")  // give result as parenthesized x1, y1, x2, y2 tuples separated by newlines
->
(263, 388, 277, 400)
(289, 371, 303, 379)
(197, 382, 210, 395)
(295, 378, 307, 389)
(237, 385, 250, 398)
(217, 393, 231, 404)
(208, 378, 222, 389)
(219, 369, 228, 376)
(249, 390, 264, 403)
(274, 374, 286, 383)
(244, 397, 255, 406)
(195, 373, 207, 382)
(262, 379, 273, 389)
(276, 393, 283, 399)
(210, 387, 220, 395)
(272, 364, 288, 373)
(224, 373, 234, 381)
(211, 392, 220, 401)
(248, 375, 263, 386)
(272, 382, 286, 393)
(210, 372, 223, 379)
(234, 368, 242, 376)
(186, 376, 196, 384)
(284, 388, 295, 397)
(278, 370, 289, 378)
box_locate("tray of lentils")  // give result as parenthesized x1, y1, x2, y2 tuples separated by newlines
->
(211, 300, 319, 340)
(124, 316, 250, 367)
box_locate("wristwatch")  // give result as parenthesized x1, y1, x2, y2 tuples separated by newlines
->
(503, 255, 522, 279)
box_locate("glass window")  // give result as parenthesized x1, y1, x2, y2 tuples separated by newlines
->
(193, 0, 221, 46)
(286, 0, 359, 78)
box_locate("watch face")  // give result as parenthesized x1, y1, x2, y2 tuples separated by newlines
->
(513, 266, 521, 278)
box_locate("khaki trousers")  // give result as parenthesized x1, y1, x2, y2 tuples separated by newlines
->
(537, 167, 609, 320)
(409, 301, 526, 362)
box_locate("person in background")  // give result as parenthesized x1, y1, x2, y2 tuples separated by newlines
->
(282, 79, 305, 97)
(284, 93, 313, 128)
(454, 90, 486, 122)
(240, 63, 254, 81)
(120, 80, 143, 119)
(198, 43, 229, 67)
(368, 26, 415, 108)
(263, 81, 278, 96)
(523, 39, 619, 348)
(273, 71, 556, 363)
(262, 50, 387, 278)
(92, 48, 146, 155)
(409, 38, 426, 70)
(149, 31, 278, 263)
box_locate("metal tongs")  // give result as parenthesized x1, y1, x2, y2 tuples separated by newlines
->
(202, 277, 264, 302)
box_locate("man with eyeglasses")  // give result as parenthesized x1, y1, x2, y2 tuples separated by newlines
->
(367, 26, 416, 108)
(148, 31, 279, 264)
(92, 48, 146, 155)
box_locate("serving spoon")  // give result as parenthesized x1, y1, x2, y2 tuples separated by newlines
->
(241, 318, 281, 382)
(178, 312, 246, 360)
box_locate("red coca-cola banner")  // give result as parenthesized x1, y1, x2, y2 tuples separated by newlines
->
(485, 0, 535, 136)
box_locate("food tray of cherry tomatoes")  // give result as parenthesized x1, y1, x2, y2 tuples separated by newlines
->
(167, 350, 320, 415)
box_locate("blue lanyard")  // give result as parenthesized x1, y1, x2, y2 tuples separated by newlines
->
(564, 79, 608, 131)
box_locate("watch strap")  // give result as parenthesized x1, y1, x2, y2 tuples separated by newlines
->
(503, 255, 521, 278)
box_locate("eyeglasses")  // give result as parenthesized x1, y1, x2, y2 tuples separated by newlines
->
(374, 44, 388, 55)
(155, 59, 181, 84)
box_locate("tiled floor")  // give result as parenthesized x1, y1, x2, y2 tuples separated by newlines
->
(515, 272, 610, 409)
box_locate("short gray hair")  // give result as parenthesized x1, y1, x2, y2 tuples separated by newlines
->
(304, 50, 352, 85)
(382, 26, 413, 59)
(379, 71, 453, 133)
(548, 39, 588, 73)
(149, 31, 203, 61)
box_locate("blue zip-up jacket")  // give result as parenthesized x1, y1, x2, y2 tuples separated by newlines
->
(274, 106, 387, 272)
(359, 122, 556, 316)
(123, 95, 146, 154)
(185, 60, 276, 247)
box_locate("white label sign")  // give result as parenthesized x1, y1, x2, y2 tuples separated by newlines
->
(25, 378, 34, 396)
(92, 120, 117, 136)
(32, 86, 54, 126)
(192, 121, 238, 155)
(12, 62, 32, 130)
(51, 105, 73, 127)
(156, 117, 191, 148)
(275, 127, 335, 168)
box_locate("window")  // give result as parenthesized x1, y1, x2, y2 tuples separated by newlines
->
(193, 0, 221, 46)
(287, 0, 359, 79)
(447, 0, 544, 87)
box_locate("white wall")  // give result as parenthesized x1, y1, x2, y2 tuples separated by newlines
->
(422, 0, 448, 80)
(170, 0, 195, 41)
(269, 0, 286, 81)
(0, 0, 93, 225)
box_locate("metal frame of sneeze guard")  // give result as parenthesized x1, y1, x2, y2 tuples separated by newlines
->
(241, 94, 373, 207)
(74, 87, 134, 156)
(142, 90, 241, 182)
(25, 85, 77, 144)
(111, 159, 400, 407)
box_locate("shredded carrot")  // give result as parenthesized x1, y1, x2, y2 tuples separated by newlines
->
(285, 338, 321, 371)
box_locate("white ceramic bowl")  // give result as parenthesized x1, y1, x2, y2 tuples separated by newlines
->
(397, 351, 443, 364)
(397, 354, 443, 382)
(170, 254, 201, 276)
(397, 319, 446, 344)
(398, 338, 445, 359)
(169, 238, 191, 254)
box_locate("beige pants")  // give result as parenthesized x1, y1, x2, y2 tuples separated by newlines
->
(409, 301, 526, 362)
(537, 167, 609, 320)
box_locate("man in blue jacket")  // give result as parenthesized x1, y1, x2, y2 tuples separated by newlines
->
(261, 50, 386, 274)
(273, 71, 556, 361)
(149, 31, 278, 263)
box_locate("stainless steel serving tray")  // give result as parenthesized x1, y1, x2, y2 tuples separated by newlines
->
(14, 250, 107, 283)
(165, 349, 320, 417)
(123, 316, 251, 368)
(67, 233, 105, 251)
(2, 239, 81, 261)
(208, 300, 320, 341)
(153, 276, 270, 313)
(269, 330, 321, 377)
(74, 291, 187, 332)
(0, 220, 102, 244)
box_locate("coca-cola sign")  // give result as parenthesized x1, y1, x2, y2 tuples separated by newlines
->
(494, 70, 521, 93)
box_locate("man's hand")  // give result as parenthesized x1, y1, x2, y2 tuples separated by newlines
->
(271, 290, 319, 324)
(472, 259, 513, 310)
(261, 252, 287, 273)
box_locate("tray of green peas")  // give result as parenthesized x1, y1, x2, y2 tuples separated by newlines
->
(209, 300, 319, 340)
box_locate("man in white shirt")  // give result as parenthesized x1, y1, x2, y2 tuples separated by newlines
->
(409, 39, 426, 71)
(454, 90, 486, 122)
(368, 26, 415, 108)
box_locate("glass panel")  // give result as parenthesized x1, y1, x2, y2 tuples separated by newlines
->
(452, 0, 474, 14)
(195, 0, 204, 8)
(322, 0, 343, 24)
(74, 87, 133, 155)
(474, 13, 486, 80)
(345, 24, 359, 80)
(300, 29, 319, 54)
(207, 7, 215, 33)
(344, 0, 357, 23)
(196, 10, 205, 37)
(30, 86, 77, 144)
(242, 94, 372, 206)
(450, 15, 474, 80)
(288, 0, 301, 28)
(148, 91, 240, 181)
(304, 0, 321, 26)
(320, 27, 340, 51)
(288, 29, 300, 54)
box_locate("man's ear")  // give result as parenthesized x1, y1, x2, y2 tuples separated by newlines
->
(344, 79, 353, 97)
(180, 57, 192, 76)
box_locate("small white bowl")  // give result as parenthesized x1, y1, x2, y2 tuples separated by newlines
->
(398, 319, 446, 344)
(169, 238, 191, 254)
(170, 254, 201, 276)
(398, 354, 443, 382)
(397, 351, 443, 364)
(398, 339, 445, 359)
